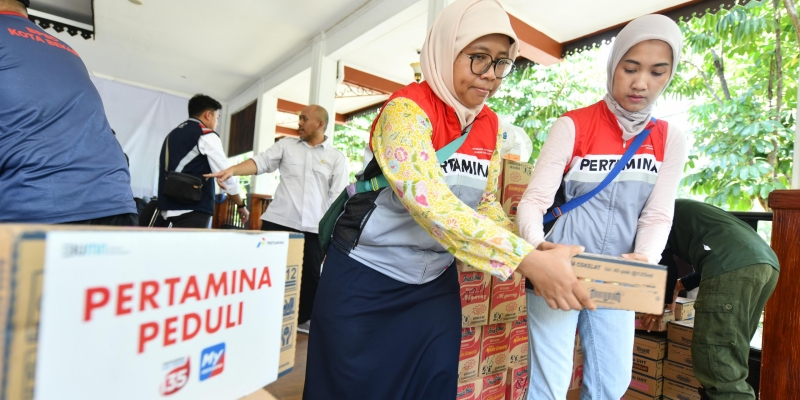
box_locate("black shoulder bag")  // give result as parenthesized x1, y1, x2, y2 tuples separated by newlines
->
(162, 134, 205, 204)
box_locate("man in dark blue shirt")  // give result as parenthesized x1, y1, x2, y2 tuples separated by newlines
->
(0, 0, 137, 225)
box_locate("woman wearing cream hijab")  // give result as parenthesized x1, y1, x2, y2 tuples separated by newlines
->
(517, 14, 688, 399)
(302, 0, 593, 398)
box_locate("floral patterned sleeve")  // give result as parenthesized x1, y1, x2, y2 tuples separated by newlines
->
(477, 127, 520, 234)
(372, 98, 534, 279)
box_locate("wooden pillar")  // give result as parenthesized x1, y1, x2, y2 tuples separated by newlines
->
(761, 190, 800, 398)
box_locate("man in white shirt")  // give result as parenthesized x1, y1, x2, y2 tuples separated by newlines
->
(156, 95, 249, 228)
(208, 105, 349, 330)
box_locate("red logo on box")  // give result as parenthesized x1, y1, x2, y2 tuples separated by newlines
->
(160, 357, 190, 396)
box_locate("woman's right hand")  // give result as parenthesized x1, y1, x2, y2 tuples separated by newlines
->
(204, 168, 234, 190)
(517, 245, 596, 311)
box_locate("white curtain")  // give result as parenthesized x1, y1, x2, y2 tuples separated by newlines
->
(91, 77, 189, 198)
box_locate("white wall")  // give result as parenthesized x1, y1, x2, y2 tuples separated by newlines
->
(91, 76, 189, 198)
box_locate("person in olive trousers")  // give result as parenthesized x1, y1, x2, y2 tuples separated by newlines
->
(654, 199, 779, 400)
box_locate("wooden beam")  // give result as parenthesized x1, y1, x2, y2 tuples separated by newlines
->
(276, 99, 305, 114)
(343, 67, 405, 94)
(277, 99, 346, 125)
(507, 14, 562, 66)
(275, 126, 299, 137)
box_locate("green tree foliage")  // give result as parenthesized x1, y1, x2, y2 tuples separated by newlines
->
(333, 112, 377, 181)
(488, 1, 797, 210)
(670, 0, 797, 210)
(487, 52, 606, 163)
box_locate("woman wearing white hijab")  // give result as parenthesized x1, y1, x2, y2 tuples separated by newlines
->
(516, 15, 688, 399)
(303, 0, 594, 398)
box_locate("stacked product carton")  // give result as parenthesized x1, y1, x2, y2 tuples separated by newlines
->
(664, 315, 700, 400)
(456, 159, 533, 400)
(628, 331, 668, 399)
(626, 297, 697, 400)
(457, 260, 528, 400)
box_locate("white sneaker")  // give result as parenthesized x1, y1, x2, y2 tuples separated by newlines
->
(297, 321, 310, 334)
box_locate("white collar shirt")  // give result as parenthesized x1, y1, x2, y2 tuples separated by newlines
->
(252, 135, 349, 233)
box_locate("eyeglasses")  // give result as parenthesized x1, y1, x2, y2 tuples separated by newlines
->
(461, 52, 516, 78)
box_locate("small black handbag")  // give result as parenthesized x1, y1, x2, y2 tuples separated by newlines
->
(162, 134, 204, 204)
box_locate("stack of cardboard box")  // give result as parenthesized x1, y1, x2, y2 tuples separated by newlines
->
(626, 332, 668, 399)
(278, 235, 304, 377)
(663, 298, 700, 400)
(456, 261, 528, 400)
(623, 297, 697, 400)
(455, 158, 534, 400)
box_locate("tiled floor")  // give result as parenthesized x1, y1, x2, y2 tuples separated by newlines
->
(264, 333, 309, 400)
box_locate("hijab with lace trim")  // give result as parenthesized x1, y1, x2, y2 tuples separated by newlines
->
(420, 0, 519, 129)
(603, 14, 683, 139)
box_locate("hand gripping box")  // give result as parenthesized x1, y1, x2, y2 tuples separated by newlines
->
(479, 323, 511, 377)
(572, 253, 667, 314)
(505, 363, 528, 400)
(459, 326, 482, 382)
(489, 272, 524, 324)
(456, 378, 484, 400)
(668, 319, 694, 347)
(481, 371, 506, 400)
(629, 372, 664, 397)
(635, 310, 674, 332)
(0, 225, 301, 400)
(458, 261, 491, 327)
(673, 297, 696, 321)
(633, 332, 668, 360)
(507, 315, 528, 366)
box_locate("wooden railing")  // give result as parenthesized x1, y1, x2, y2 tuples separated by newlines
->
(249, 194, 273, 230)
(212, 194, 272, 230)
(761, 190, 800, 398)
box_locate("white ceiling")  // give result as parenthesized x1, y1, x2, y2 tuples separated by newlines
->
(57, 0, 693, 116)
(65, 0, 370, 101)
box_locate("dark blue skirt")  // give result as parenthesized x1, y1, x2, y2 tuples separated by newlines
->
(302, 245, 461, 400)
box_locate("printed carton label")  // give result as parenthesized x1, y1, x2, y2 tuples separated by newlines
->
(459, 327, 481, 382)
(460, 270, 490, 326)
(505, 364, 528, 400)
(490, 273, 523, 323)
(480, 323, 510, 377)
(507, 315, 528, 366)
(481, 372, 506, 400)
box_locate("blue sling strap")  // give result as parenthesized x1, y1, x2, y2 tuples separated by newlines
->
(543, 118, 657, 224)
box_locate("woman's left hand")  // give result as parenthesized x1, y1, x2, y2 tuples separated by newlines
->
(641, 313, 662, 332)
(621, 253, 649, 262)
